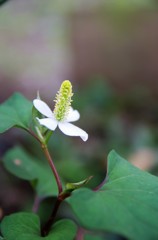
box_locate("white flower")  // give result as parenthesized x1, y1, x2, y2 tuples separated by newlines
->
(33, 82, 88, 142)
(33, 99, 88, 141)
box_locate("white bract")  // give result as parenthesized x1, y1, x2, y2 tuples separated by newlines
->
(33, 81, 88, 141)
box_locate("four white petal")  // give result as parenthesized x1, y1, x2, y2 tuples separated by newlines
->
(33, 99, 88, 141)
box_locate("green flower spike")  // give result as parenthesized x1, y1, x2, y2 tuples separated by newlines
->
(33, 80, 88, 141)
(54, 80, 73, 121)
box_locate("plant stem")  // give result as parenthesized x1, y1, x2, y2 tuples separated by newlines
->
(75, 227, 85, 240)
(41, 144, 63, 195)
(27, 128, 62, 194)
(32, 195, 42, 213)
(93, 176, 107, 191)
(27, 128, 64, 234)
(41, 197, 62, 236)
(26, 129, 42, 144)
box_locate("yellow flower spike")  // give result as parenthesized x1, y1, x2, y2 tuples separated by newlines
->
(54, 80, 73, 121)
(33, 80, 88, 141)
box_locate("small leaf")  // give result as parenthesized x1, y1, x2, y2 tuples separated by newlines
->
(3, 146, 58, 197)
(65, 176, 93, 192)
(68, 150, 158, 240)
(1, 212, 77, 240)
(0, 93, 32, 133)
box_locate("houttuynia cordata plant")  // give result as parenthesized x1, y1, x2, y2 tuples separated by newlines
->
(0, 80, 158, 240)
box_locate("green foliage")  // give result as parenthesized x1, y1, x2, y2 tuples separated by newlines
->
(65, 176, 92, 193)
(84, 234, 105, 240)
(68, 150, 158, 240)
(1, 90, 158, 239)
(3, 146, 58, 197)
(0, 212, 77, 240)
(0, 93, 32, 133)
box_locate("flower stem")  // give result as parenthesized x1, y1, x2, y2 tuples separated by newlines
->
(26, 129, 42, 144)
(41, 144, 63, 195)
(27, 128, 64, 234)
(27, 128, 62, 194)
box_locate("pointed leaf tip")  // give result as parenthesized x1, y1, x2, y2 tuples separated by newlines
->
(0, 93, 32, 133)
(69, 151, 158, 240)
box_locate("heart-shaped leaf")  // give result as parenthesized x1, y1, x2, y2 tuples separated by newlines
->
(0, 93, 32, 133)
(3, 146, 58, 197)
(1, 212, 77, 240)
(68, 150, 158, 240)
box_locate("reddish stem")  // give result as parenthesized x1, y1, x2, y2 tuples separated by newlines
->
(32, 195, 42, 213)
(75, 227, 85, 240)
(41, 144, 63, 195)
(26, 129, 42, 144)
(93, 176, 107, 192)
(41, 198, 62, 236)
(27, 128, 63, 234)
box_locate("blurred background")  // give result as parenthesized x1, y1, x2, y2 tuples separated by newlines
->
(1, 0, 158, 239)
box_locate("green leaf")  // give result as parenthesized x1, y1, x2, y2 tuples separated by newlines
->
(84, 234, 105, 240)
(0, 93, 32, 133)
(1, 212, 77, 240)
(65, 176, 93, 192)
(3, 146, 58, 197)
(68, 150, 158, 240)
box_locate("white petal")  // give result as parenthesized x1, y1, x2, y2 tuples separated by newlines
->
(37, 118, 58, 131)
(66, 107, 80, 122)
(33, 99, 53, 118)
(58, 122, 88, 141)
